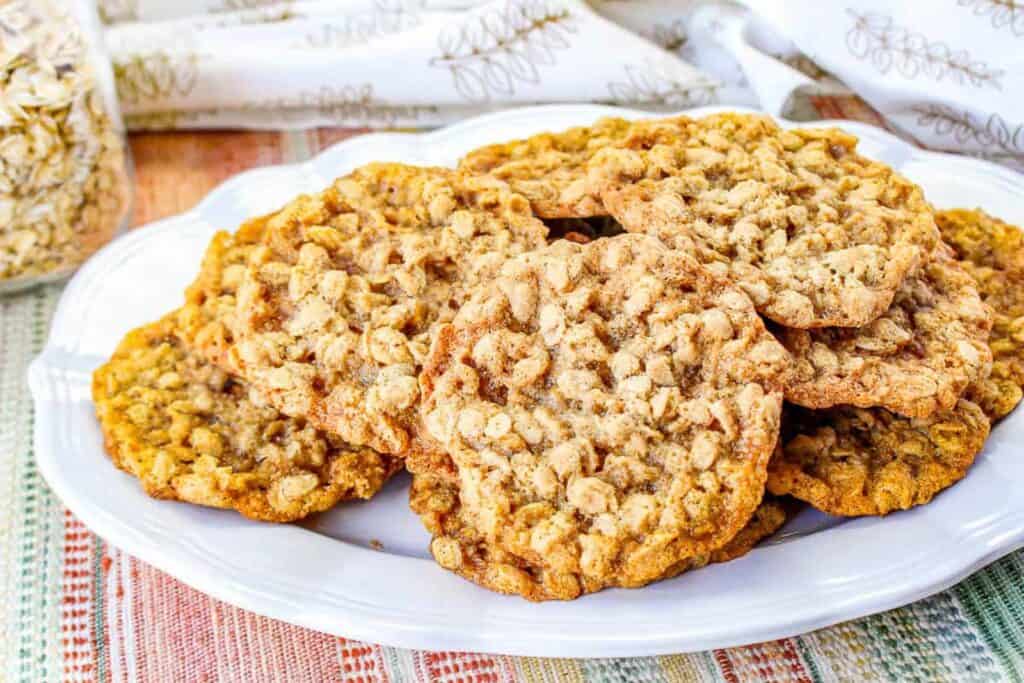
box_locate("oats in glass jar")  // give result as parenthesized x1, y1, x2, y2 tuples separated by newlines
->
(0, 0, 129, 288)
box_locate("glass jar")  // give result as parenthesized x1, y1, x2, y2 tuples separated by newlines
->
(0, 0, 131, 294)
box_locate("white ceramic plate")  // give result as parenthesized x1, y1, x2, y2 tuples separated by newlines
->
(29, 105, 1024, 657)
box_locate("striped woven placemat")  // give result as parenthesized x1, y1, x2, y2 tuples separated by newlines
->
(3, 99, 1023, 682)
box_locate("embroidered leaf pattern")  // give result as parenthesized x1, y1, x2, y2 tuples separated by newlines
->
(846, 10, 1004, 89)
(958, 0, 1024, 36)
(302, 0, 425, 49)
(124, 110, 200, 131)
(113, 52, 201, 104)
(212, 0, 283, 12)
(202, 6, 298, 28)
(649, 20, 688, 53)
(430, 0, 578, 104)
(913, 104, 1024, 159)
(606, 61, 718, 108)
(97, 0, 138, 24)
(244, 83, 437, 125)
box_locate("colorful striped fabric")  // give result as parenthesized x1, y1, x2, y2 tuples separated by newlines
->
(4, 98, 1024, 682)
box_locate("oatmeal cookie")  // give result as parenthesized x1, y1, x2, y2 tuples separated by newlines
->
(779, 247, 993, 419)
(459, 117, 693, 218)
(92, 316, 398, 522)
(597, 113, 939, 328)
(225, 163, 549, 455)
(174, 214, 269, 362)
(411, 471, 791, 600)
(766, 400, 989, 516)
(416, 235, 790, 597)
(936, 208, 1024, 420)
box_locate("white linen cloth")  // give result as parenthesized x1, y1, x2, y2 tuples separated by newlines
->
(95, 0, 1023, 167)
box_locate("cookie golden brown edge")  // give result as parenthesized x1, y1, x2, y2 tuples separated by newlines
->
(92, 315, 400, 522)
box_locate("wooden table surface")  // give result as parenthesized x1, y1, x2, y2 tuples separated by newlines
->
(128, 128, 366, 228)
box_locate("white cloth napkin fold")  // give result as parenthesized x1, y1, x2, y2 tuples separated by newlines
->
(747, 0, 1024, 168)
(95, 0, 1023, 167)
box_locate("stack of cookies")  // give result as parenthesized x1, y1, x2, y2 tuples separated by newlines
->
(92, 113, 1024, 601)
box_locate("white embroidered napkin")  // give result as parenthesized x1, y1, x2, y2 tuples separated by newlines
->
(95, 0, 1023, 167)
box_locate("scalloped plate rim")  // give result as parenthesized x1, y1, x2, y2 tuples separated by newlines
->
(29, 104, 1024, 657)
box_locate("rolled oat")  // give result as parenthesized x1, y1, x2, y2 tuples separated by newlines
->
(0, 0, 128, 286)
